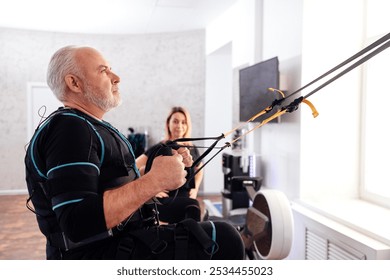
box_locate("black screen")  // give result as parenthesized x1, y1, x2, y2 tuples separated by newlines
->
(239, 57, 280, 122)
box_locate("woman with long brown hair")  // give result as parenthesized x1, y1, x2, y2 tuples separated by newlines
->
(136, 106, 204, 223)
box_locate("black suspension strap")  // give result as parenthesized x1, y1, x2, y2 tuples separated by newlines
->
(283, 32, 390, 102)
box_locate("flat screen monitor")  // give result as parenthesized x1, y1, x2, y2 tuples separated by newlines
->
(239, 57, 280, 123)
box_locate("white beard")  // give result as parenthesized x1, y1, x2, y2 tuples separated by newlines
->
(83, 83, 122, 112)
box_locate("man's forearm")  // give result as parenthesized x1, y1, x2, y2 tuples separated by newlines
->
(102, 174, 159, 229)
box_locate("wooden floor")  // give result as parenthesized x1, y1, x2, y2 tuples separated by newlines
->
(0, 194, 46, 260)
(0, 194, 220, 260)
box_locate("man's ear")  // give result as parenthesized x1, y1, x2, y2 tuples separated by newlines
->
(65, 74, 82, 93)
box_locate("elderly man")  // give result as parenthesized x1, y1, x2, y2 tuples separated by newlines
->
(25, 46, 244, 260)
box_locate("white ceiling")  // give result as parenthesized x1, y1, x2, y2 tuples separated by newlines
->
(0, 0, 238, 34)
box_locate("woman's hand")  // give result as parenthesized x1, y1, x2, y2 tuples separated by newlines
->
(155, 191, 169, 198)
(176, 147, 193, 167)
(189, 188, 198, 199)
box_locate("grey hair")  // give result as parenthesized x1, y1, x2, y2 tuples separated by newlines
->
(46, 45, 83, 101)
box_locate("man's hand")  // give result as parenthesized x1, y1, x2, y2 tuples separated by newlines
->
(103, 149, 189, 229)
(147, 150, 187, 192)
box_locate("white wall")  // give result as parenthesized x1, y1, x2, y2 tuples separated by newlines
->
(257, 0, 303, 199)
(0, 28, 205, 192)
(203, 43, 233, 193)
(203, 0, 261, 194)
(205, 0, 259, 67)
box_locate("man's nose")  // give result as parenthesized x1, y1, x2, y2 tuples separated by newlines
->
(111, 72, 120, 84)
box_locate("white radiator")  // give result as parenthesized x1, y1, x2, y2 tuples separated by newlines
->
(305, 228, 366, 260)
(292, 202, 390, 260)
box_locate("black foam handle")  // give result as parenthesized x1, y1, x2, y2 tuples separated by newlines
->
(156, 146, 173, 156)
(144, 144, 173, 174)
(165, 140, 180, 150)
